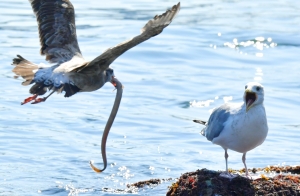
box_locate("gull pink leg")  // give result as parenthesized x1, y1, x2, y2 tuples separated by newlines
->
(219, 148, 238, 179)
(225, 149, 229, 173)
(31, 91, 55, 104)
(242, 153, 252, 179)
(21, 94, 38, 105)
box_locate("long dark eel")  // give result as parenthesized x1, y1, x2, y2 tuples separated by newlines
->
(90, 77, 123, 173)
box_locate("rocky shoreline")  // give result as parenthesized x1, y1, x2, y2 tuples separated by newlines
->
(128, 166, 300, 195)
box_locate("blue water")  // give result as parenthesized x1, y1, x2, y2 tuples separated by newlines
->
(1, 0, 300, 195)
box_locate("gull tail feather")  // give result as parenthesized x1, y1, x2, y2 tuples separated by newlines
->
(193, 119, 206, 125)
(12, 55, 38, 86)
(193, 119, 207, 137)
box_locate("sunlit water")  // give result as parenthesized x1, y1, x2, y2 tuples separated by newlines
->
(0, 0, 300, 195)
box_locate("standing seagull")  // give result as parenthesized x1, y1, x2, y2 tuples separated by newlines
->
(12, 0, 180, 173)
(193, 82, 268, 178)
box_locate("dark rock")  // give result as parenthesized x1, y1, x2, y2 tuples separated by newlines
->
(127, 166, 300, 195)
(167, 166, 300, 196)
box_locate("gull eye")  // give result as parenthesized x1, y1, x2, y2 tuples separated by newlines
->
(245, 85, 248, 89)
(256, 86, 260, 91)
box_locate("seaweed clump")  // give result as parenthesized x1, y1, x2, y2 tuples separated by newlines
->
(167, 167, 300, 196)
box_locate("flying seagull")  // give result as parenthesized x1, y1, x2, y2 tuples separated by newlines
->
(193, 82, 268, 178)
(12, 0, 180, 173)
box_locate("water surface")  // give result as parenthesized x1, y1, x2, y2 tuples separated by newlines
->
(0, 0, 300, 195)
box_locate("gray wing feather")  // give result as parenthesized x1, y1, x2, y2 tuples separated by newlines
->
(204, 104, 231, 141)
(29, 0, 83, 63)
(76, 2, 180, 73)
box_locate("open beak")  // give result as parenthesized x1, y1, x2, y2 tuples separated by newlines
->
(110, 75, 117, 87)
(111, 76, 124, 89)
(245, 89, 257, 112)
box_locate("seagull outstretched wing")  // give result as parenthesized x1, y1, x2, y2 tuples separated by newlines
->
(29, 0, 84, 63)
(76, 3, 181, 73)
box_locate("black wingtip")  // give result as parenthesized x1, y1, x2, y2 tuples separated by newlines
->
(193, 120, 206, 125)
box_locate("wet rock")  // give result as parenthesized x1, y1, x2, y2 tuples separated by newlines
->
(127, 177, 173, 188)
(127, 178, 162, 188)
(167, 166, 300, 196)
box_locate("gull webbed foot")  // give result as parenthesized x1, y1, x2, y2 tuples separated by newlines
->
(21, 94, 38, 105)
(31, 97, 46, 104)
(21, 91, 55, 105)
(219, 172, 239, 179)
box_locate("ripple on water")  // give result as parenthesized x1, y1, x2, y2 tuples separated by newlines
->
(0, 0, 300, 195)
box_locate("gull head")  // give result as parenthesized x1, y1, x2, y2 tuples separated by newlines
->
(105, 67, 116, 84)
(243, 82, 264, 111)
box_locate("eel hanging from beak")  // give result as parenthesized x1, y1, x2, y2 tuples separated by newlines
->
(90, 77, 123, 173)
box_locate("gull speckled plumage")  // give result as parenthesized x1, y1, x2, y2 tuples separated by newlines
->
(12, 0, 180, 173)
